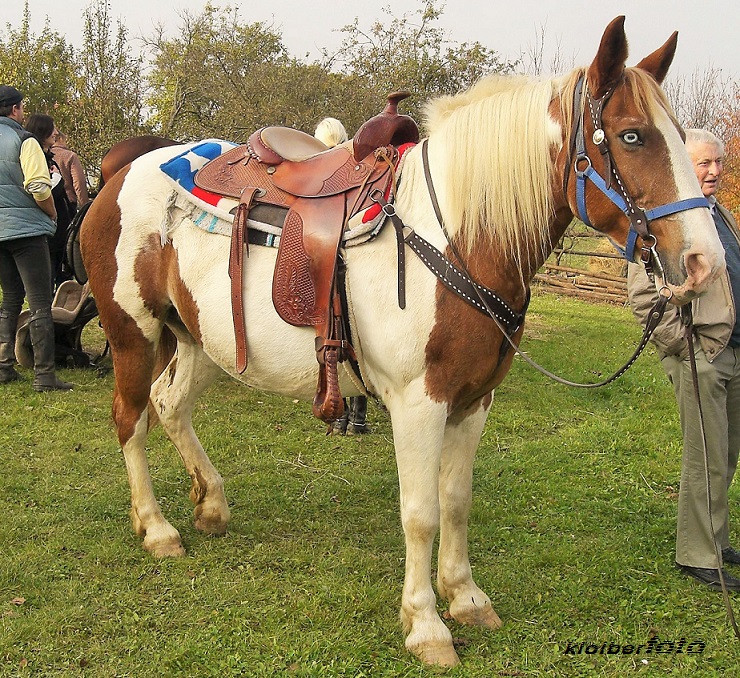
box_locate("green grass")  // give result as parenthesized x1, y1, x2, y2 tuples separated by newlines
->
(1, 290, 739, 676)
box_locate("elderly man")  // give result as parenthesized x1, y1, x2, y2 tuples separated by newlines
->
(628, 129, 740, 590)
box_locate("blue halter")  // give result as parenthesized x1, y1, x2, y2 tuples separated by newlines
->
(570, 76, 709, 266)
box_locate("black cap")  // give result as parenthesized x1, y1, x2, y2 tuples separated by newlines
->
(0, 85, 24, 107)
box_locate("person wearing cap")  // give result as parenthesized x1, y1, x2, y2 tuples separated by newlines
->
(0, 85, 72, 391)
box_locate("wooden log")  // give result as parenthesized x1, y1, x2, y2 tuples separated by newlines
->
(552, 248, 624, 260)
(533, 281, 626, 304)
(542, 263, 626, 283)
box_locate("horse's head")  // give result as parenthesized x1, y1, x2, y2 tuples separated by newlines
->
(560, 15, 725, 304)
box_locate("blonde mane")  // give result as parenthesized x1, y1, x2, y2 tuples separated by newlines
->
(423, 74, 563, 263)
(421, 66, 675, 265)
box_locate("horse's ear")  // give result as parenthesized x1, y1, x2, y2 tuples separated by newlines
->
(587, 15, 628, 98)
(634, 32, 678, 84)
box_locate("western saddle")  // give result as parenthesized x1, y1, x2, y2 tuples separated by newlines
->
(193, 92, 419, 423)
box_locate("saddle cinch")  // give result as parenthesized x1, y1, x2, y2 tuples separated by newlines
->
(193, 92, 419, 423)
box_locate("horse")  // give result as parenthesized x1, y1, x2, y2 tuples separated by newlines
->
(98, 134, 179, 188)
(79, 17, 725, 667)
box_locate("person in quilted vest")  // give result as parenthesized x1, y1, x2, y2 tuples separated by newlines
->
(0, 86, 72, 391)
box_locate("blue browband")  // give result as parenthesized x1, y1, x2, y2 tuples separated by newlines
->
(571, 76, 711, 262)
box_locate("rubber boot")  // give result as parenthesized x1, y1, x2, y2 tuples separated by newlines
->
(0, 309, 21, 384)
(28, 308, 73, 392)
(346, 396, 370, 434)
(332, 399, 350, 435)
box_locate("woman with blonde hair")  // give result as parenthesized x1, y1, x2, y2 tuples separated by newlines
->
(315, 116, 370, 434)
(314, 117, 348, 148)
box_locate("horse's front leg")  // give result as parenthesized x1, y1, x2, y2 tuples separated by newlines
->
(437, 396, 502, 630)
(389, 389, 460, 667)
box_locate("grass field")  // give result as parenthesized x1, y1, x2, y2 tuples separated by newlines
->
(2, 290, 739, 676)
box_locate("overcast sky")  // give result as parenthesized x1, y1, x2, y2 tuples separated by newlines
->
(5, 0, 738, 80)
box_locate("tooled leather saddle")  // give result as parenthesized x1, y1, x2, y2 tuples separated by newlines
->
(193, 92, 419, 423)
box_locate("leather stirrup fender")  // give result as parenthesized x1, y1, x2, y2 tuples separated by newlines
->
(229, 186, 260, 374)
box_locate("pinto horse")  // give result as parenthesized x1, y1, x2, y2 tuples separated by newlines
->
(80, 17, 725, 667)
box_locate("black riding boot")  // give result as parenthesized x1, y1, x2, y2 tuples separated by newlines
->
(28, 308, 72, 392)
(332, 399, 350, 434)
(346, 396, 370, 434)
(0, 309, 21, 384)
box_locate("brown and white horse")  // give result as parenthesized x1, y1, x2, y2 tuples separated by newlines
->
(80, 17, 724, 667)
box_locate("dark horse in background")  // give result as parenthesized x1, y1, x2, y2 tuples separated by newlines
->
(68, 135, 179, 279)
(98, 135, 179, 189)
(79, 17, 725, 668)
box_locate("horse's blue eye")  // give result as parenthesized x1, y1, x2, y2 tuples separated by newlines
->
(622, 131, 640, 144)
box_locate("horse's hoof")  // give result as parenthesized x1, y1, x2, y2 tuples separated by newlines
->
(452, 603, 503, 629)
(194, 505, 229, 535)
(147, 541, 186, 558)
(143, 533, 186, 558)
(410, 642, 460, 667)
(194, 514, 228, 536)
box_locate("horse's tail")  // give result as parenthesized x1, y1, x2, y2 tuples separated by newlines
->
(146, 325, 178, 432)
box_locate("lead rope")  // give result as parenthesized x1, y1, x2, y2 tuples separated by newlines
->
(682, 306, 740, 638)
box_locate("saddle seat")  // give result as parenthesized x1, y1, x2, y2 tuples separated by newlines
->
(191, 93, 419, 424)
(247, 126, 331, 165)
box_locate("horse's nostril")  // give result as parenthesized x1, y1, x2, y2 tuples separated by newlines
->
(684, 252, 712, 291)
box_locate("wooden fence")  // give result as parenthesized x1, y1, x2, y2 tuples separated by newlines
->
(534, 230, 629, 304)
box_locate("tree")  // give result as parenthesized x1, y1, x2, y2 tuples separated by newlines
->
(0, 2, 77, 128)
(327, 1, 518, 127)
(67, 0, 146, 175)
(144, 4, 293, 140)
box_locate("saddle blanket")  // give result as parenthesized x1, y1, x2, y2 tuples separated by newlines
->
(159, 139, 397, 248)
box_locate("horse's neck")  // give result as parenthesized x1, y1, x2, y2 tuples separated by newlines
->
(393, 135, 576, 312)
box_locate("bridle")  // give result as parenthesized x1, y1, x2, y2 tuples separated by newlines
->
(565, 74, 709, 277)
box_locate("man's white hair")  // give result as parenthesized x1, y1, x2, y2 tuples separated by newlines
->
(685, 128, 725, 155)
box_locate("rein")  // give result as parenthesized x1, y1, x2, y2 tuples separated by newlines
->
(682, 307, 740, 638)
(375, 138, 669, 387)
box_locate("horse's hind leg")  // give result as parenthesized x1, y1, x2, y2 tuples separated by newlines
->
(149, 338, 230, 536)
(112, 328, 186, 557)
(437, 399, 502, 629)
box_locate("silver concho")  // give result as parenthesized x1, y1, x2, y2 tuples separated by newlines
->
(593, 129, 605, 145)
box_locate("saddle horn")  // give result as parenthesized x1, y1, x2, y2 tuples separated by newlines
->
(353, 91, 420, 161)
